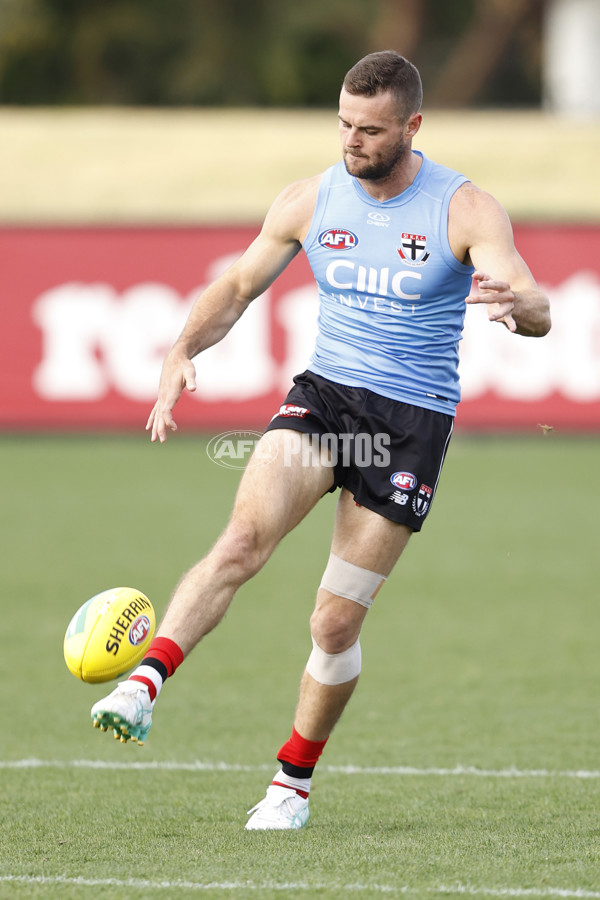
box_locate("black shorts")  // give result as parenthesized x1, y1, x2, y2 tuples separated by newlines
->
(264, 370, 454, 532)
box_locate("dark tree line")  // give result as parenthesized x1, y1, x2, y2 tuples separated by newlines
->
(0, 0, 544, 106)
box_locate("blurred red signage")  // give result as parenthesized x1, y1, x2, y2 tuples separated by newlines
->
(1, 225, 599, 432)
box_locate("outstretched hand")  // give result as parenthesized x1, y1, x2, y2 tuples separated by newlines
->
(465, 271, 517, 333)
(145, 355, 197, 443)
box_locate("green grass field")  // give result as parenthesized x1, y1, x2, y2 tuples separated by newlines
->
(1, 432, 599, 899)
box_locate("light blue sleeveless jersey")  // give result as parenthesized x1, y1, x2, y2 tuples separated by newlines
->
(303, 152, 474, 415)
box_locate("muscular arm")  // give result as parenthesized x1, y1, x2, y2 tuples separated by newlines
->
(449, 183, 551, 337)
(147, 175, 321, 442)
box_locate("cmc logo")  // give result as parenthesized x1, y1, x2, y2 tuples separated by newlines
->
(128, 615, 151, 646)
(390, 471, 417, 491)
(318, 229, 358, 250)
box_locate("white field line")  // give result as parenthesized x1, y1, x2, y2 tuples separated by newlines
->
(1, 758, 600, 779)
(1, 874, 600, 898)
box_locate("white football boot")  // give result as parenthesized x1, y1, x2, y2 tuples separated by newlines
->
(245, 784, 309, 830)
(91, 680, 154, 745)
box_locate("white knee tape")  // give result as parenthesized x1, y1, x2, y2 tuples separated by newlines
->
(319, 552, 386, 609)
(305, 637, 362, 685)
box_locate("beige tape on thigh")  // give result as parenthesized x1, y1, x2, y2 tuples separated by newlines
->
(319, 552, 387, 609)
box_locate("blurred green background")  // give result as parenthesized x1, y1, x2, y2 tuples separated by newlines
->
(0, 0, 544, 108)
(1, 0, 598, 225)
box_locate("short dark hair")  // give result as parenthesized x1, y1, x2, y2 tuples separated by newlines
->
(343, 51, 423, 119)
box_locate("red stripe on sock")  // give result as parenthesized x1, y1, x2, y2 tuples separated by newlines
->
(129, 675, 157, 701)
(143, 636, 184, 677)
(272, 781, 309, 799)
(277, 726, 328, 769)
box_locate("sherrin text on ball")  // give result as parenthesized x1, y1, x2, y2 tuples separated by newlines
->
(64, 587, 155, 683)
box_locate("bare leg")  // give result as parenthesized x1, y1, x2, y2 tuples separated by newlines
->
(294, 670, 360, 742)
(92, 430, 335, 749)
(156, 431, 334, 655)
(292, 487, 413, 741)
(245, 489, 414, 826)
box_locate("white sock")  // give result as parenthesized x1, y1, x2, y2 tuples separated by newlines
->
(128, 664, 163, 700)
(272, 767, 311, 796)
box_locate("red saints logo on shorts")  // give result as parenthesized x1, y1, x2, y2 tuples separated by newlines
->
(398, 233, 430, 266)
(412, 483, 433, 516)
(279, 404, 309, 418)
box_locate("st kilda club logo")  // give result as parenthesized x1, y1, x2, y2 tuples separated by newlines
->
(398, 232, 430, 266)
(412, 483, 433, 517)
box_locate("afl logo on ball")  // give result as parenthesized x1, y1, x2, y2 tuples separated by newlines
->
(129, 615, 151, 646)
(318, 229, 358, 250)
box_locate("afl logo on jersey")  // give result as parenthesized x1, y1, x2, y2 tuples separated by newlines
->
(318, 228, 359, 250)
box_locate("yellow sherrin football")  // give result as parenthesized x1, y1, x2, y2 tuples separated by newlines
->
(64, 587, 155, 683)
